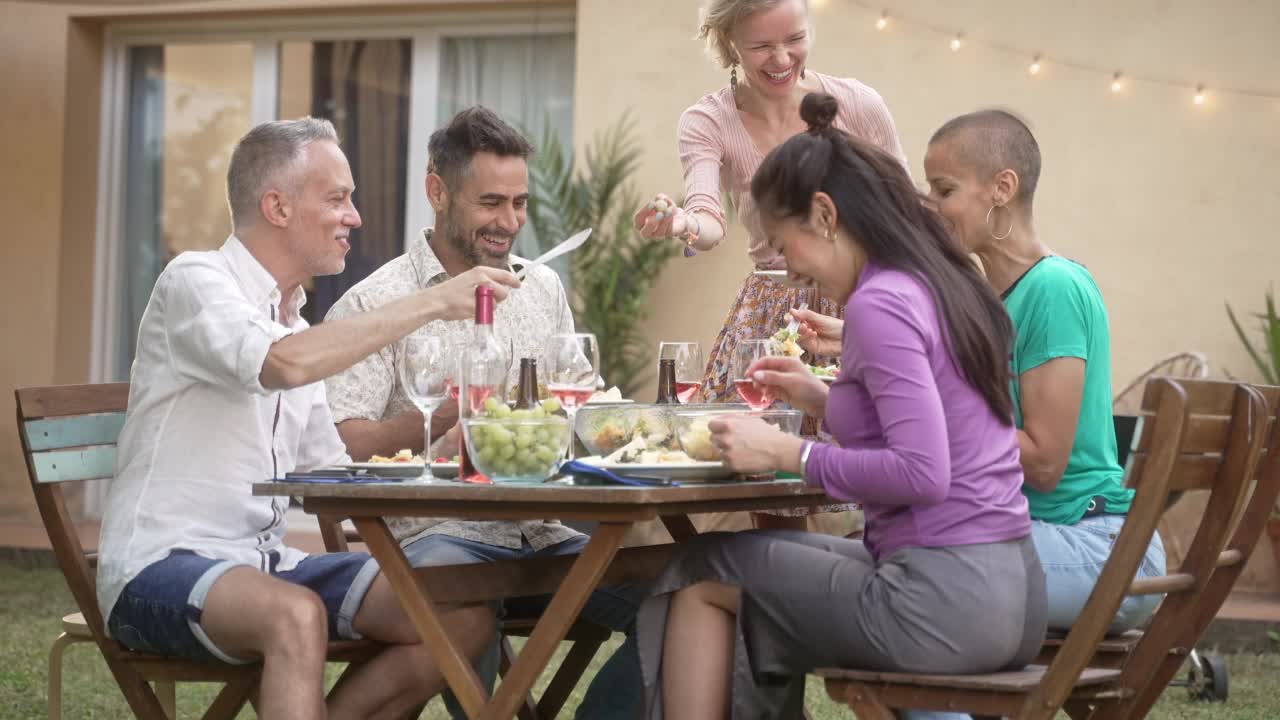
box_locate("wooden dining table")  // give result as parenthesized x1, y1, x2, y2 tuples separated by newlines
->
(253, 477, 831, 719)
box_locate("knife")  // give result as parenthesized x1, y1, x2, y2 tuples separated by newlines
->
(515, 228, 592, 280)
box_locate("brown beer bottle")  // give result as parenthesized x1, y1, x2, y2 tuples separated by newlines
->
(656, 358, 679, 404)
(515, 358, 540, 410)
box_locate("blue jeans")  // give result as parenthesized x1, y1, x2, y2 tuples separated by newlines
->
(404, 533, 643, 720)
(903, 515, 1166, 720)
(108, 549, 380, 664)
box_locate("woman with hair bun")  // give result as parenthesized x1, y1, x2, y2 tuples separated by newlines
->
(635, 93, 1046, 720)
(633, 0, 909, 530)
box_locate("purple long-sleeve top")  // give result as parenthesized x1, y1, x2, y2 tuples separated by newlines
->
(805, 263, 1030, 561)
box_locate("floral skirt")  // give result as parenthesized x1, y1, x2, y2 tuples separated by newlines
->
(700, 271, 850, 516)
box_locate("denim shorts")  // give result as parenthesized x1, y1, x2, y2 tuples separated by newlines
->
(108, 549, 380, 664)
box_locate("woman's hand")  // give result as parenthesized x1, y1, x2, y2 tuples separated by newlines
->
(792, 307, 843, 357)
(708, 416, 805, 475)
(746, 355, 829, 418)
(634, 193, 690, 241)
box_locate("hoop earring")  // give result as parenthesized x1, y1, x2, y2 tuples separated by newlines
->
(986, 205, 1013, 241)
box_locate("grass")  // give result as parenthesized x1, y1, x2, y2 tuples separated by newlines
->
(3, 563, 1278, 718)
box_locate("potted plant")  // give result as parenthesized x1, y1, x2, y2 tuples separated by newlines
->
(526, 115, 680, 398)
(1226, 288, 1280, 571)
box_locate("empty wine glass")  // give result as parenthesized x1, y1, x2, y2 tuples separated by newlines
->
(399, 335, 452, 483)
(545, 333, 600, 460)
(658, 341, 705, 403)
(731, 339, 777, 411)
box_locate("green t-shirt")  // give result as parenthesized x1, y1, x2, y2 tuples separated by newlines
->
(1005, 256, 1133, 524)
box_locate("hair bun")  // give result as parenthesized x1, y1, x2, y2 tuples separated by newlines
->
(800, 93, 839, 132)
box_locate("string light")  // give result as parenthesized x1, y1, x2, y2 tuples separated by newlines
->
(846, 1, 1280, 109)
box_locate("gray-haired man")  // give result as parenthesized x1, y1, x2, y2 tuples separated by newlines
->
(96, 117, 519, 718)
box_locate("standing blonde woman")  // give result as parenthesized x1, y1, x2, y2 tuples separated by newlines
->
(634, 0, 908, 528)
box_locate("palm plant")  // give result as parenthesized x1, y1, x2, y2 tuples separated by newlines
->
(527, 115, 680, 398)
(1225, 287, 1280, 384)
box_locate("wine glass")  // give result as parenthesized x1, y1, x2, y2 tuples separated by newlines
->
(545, 333, 600, 460)
(659, 341, 704, 403)
(731, 339, 777, 411)
(399, 335, 452, 483)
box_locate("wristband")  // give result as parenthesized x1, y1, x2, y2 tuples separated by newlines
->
(799, 440, 815, 480)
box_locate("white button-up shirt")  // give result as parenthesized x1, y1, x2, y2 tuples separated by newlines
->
(97, 236, 350, 626)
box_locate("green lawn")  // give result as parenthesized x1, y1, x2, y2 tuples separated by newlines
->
(3, 564, 1277, 718)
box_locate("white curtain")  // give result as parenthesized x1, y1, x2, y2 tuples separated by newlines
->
(439, 34, 575, 264)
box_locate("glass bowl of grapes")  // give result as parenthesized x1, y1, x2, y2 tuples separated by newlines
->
(463, 397, 572, 484)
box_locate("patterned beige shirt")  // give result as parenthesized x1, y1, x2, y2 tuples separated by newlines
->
(324, 229, 580, 550)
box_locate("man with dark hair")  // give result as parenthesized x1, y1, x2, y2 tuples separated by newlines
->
(325, 106, 640, 719)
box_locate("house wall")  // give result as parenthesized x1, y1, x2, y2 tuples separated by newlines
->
(573, 0, 1280, 585)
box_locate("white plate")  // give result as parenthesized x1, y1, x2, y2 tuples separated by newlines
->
(585, 398, 636, 406)
(752, 270, 814, 289)
(430, 462, 459, 478)
(576, 457, 734, 482)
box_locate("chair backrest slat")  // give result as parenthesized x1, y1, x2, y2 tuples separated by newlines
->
(15, 383, 130, 647)
(18, 383, 130, 419)
(24, 413, 126, 451)
(31, 445, 119, 484)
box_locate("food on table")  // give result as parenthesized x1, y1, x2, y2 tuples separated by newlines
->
(368, 449, 422, 464)
(808, 364, 839, 379)
(432, 455, 462, 464)
(587, 386, 625, 404)
(769, 326, 804, 359)
(598, 421, 691, 464)
(600, 435, 694, 465)
(592, 422, 630, 454)
(466, 397, 570, 478)
(677, 417, 719, 462)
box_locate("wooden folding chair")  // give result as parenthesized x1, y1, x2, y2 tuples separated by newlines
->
(318, 514, 611, 720)
(816, 377, 1270, 719)
(1062, 380, 1280, 718)
(17, 384, 380, 720)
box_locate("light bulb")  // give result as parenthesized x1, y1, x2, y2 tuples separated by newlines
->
(1110, 72, 1124, 93)
(1193, 84, 1207, 105)
(876, 11, 889, 31)
(950, 34, 964, 52)
(1028, 55, 1042, 76)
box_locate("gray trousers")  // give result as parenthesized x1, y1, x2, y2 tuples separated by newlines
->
(637, 530, 1048, 720)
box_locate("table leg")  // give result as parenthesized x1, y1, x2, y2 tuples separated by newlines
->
(660, 514, 699, 542)
(481, 522, 630, 720)
(352, 517, 490, 718)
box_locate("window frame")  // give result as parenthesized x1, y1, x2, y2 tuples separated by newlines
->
(90, 7, 576, 384)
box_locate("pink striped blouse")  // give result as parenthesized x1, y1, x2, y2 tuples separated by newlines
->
(678, 72, 909, 270)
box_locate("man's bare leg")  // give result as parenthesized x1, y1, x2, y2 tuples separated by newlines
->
(326, 573, 495, 719)
(199, 567, 330, 720)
